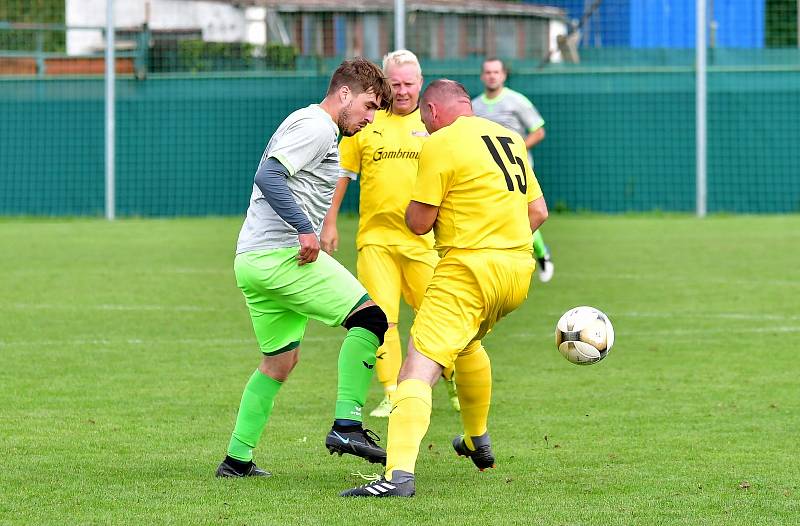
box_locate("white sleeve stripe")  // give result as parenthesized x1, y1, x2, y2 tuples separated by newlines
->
(528, 119, 545, 132)
(341, 169, 358, 181)
(271, 153, 296, 177)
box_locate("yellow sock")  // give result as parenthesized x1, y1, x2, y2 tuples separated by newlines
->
(454, 343, 491, 449)
(442, 364, 455, 381)
(385, 378, 432, 479)
(376, 325, 401, 390)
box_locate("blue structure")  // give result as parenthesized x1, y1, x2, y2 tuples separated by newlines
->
(534, 0, 764, 48)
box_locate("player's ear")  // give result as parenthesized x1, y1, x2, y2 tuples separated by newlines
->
(339, 84, 352, 104)
(424, 102, 437, 130)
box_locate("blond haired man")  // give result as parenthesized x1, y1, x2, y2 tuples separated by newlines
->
(322, 50, 459, 418)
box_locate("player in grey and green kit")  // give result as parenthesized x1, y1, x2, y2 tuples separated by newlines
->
(472, 58, 555, 283)
(216, 58, 394, 478)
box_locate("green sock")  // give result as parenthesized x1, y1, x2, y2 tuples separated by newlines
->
(227, 369, 283, 462)
(532, 229, 548, 259)
(335, 327, 379, 422)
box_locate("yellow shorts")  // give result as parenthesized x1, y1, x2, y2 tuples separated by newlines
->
(411, 249, 535, 368)
(357, 244, 438, 323)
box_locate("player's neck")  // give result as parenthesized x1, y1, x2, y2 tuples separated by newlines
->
(392, 104, 418, 117)
(318, 98, 339, 128)
(437, 109, 473, 130)
(484, 87, 504, 100)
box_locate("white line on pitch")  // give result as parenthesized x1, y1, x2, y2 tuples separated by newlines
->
(560, 272, 800, 288)
(1, 303, 226, 312)
(573, 311, 800, 322)
(0, 336, 332, 348)
(509, 326, 800, 340)
(5, 303, 800, 324)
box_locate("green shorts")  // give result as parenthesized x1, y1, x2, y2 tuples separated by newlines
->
(234, 247, 368, 354)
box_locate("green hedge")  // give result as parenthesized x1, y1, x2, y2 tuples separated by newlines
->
(148, 39, 297, 73)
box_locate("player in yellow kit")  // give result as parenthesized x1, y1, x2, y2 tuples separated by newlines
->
(321, 50, 459, 418)
(341, 79, 549, 497)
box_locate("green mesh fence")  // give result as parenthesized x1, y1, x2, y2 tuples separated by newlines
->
(2, 1, 800, 216)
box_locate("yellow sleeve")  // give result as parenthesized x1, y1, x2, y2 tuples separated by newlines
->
(411, 136, 453, 206)
(338, 135, 361, 174)
(524, 157, 543, 203)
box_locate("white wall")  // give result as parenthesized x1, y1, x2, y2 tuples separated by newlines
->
(66, 0, 249, 55)
(246, 7, 266, 47)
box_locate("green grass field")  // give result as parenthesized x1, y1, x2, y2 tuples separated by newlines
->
(1, 214, 799, 525)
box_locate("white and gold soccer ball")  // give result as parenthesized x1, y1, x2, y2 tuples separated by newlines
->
(555, 306, 615, 365)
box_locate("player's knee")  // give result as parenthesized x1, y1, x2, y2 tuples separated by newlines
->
(344, 304, 389, 345)
(259, 347, 300, 381)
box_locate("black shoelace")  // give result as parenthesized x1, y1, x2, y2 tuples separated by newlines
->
(361, 428, 382, 446)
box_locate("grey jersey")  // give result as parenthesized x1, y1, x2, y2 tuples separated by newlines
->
(237, 105, 340, 254)
(472, 88, 544, 140)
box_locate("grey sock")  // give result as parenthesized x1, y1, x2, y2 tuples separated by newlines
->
(387, 469, 415, 484)
(470, 431, 492, 448)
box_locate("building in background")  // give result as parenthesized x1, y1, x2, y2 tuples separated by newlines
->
(245, 0, 568, 61)
(65, 0, 569, 63)
(66, 0, 252, 55)
(536, 0, 765, 48)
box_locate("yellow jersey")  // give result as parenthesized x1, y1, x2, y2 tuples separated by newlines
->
(412, 115, 543, 254)
(339, 108, 435, 250)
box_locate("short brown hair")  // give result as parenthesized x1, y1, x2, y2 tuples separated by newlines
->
(482, 57, 508, 74)
(328, 57, 392, 110)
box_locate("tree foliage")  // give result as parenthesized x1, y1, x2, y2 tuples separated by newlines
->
(0, 0, 66, 52)
(766, 0, 798, 47)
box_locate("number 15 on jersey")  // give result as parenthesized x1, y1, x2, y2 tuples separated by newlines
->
(481, 135, 528, 194)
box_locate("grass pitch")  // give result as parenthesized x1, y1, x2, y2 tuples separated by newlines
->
(1, 214, 799, 525)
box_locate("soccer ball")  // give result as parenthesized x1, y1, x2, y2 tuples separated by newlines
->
(555, 306, 614, 365)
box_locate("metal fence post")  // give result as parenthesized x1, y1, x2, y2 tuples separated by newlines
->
(105, 0, 116, 220)
(696, 0, 707, 218)
(394, 0, 405, 50)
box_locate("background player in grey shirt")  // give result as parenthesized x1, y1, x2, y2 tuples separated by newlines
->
(217, 58, 394, 479)
(473, 58, 555, 283)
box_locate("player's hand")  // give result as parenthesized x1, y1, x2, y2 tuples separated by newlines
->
(297, 233, 320, 265)
(320, 221, 339, 255)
